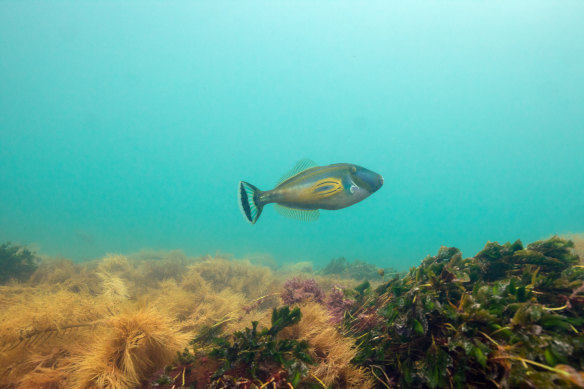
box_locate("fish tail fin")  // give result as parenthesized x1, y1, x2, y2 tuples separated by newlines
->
(238, 181, 264, 224)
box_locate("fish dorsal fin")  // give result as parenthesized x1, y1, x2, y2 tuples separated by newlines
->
(277, 158, 318, 186)
(274, 204, 320, 222)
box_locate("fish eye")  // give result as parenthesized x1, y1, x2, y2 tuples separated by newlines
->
(351, 166, 357, 173)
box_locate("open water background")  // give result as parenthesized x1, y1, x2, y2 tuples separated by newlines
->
(1, 1, 583, 269)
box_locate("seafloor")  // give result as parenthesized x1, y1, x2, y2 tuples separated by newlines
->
(1, 234, 583, 389)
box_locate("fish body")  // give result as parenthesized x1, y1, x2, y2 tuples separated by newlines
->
(238, 160, 383, 224)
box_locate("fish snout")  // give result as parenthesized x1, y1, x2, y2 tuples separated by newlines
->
(355, 168, 384, 193)
(372, 173, 384, 191)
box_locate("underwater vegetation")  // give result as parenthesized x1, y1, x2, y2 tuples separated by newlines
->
(208, 306, 312, 387)
(566, 233, 584, 261)
(0, 243, 38, 284)
(70, 309, 187, 389)
(282, 278, 325, 305)
(0, 251, 281, 389)
(0, 235, 583, 388)
(345, 237, 584, 388)
(321, 257, 402, 281)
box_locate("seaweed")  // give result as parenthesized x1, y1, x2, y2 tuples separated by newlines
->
(209, 306, 313, 385)
(342, 236, 584, 388)
(279, 302, 376, 388)
(282, 277, 325, 305)
(69, 309, 188, 389)
(4, 238, 584, 389)
(325, 286, 356, 324)
(0, 242, 38, 284)
(321, 257, 400, 281)
(187, 256, 280, 300)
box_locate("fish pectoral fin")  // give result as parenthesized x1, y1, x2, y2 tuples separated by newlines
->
(274, 204, 320, 222)
(276, 158, 318, 186)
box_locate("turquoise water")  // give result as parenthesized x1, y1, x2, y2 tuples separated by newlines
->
(1, 1, 583, 269)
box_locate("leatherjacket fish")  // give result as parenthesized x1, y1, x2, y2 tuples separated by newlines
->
(238, 159, 383, 224)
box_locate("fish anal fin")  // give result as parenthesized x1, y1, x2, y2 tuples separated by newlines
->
(274, 204, 320, 222)
(277, 158, 318, 186)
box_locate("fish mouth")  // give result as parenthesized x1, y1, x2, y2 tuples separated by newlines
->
(372, 173, 384, 191)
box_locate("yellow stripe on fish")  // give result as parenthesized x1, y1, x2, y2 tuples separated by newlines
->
(311, 178, 343, 198)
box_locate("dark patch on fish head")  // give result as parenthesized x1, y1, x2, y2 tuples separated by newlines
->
(350, 165, 383, 194)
